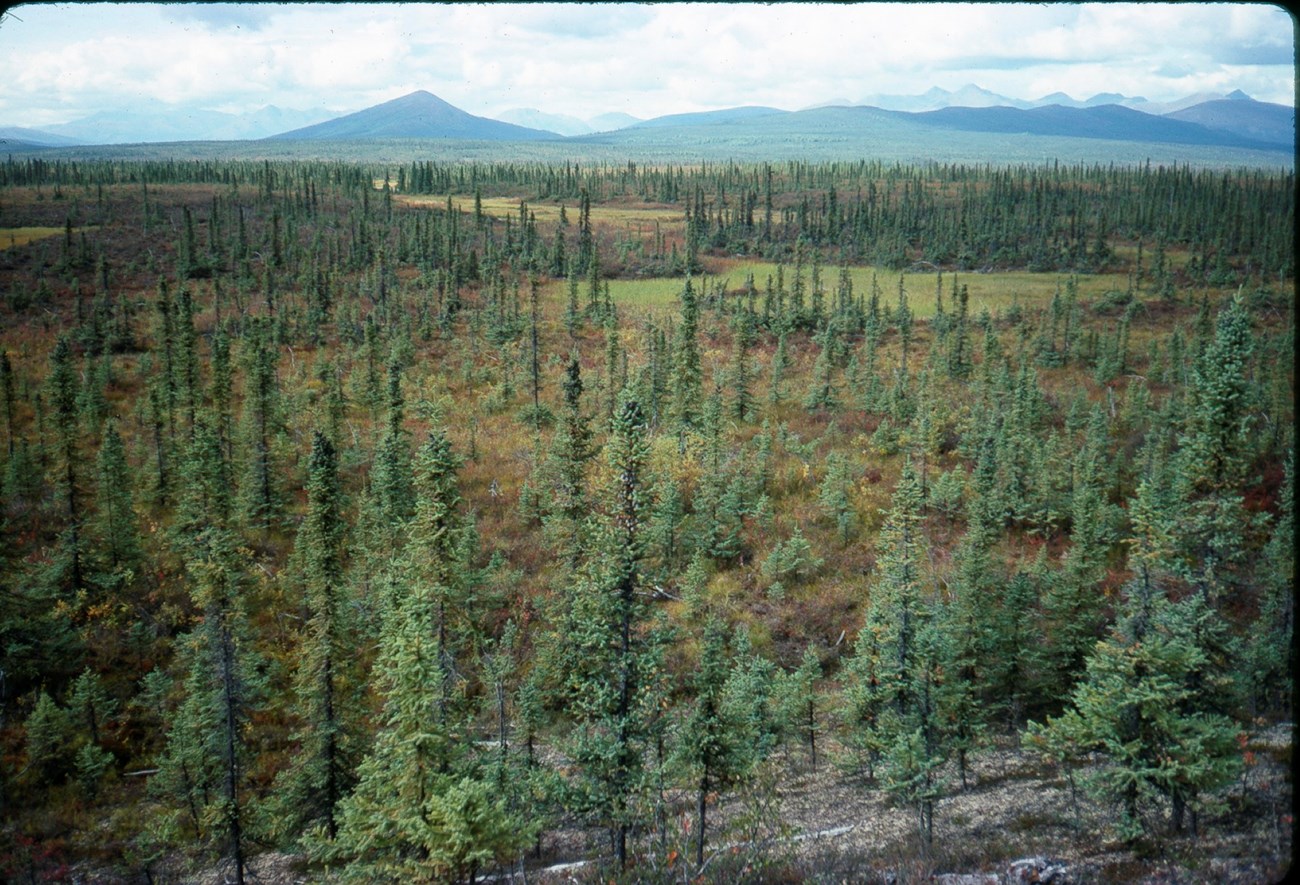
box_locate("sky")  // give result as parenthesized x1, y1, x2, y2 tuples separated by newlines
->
(0, 2, 1294, 128)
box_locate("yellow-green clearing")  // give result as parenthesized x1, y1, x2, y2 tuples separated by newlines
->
(394, 193, 685, 227)
(602, 260, 1132, 318)
(1, 227, 81, 249)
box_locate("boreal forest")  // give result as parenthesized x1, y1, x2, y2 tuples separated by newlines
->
(0, 156, 1293, 883)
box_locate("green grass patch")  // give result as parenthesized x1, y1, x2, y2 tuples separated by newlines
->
(0, 226, 81, 249)
(603, 259, 1136, 318)
(709, 259, 1133, 318)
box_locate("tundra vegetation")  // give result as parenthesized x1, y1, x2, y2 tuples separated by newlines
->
(0, 155, 1292, 883)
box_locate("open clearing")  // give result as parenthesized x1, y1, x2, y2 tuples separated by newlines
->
(393, 191, 686, 227)
(0, 226, 85, 249)
(595, 258, 1133, 316)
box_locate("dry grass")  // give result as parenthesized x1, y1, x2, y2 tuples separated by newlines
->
(0, 226, 83, 249)
(393, 192, 685, 228)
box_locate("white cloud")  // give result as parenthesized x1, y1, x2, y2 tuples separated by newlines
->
(0, 2, 1292, 128)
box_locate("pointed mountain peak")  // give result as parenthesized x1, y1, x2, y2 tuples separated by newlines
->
(1225, 89, 1253, 101)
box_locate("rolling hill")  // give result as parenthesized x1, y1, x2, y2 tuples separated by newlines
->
(572, 99, 1291, 156)
(628, 106, 787, 129)
(1166, 97, 1294, 149)
(0, 126, 84, 148)
(270, 90, 562, 141)
(905, 102, 1289, 150)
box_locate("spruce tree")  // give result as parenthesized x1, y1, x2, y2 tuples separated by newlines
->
(157, 418, 262, 884)
(848, 457, 946, 847)
(673, 617, 754, 867)
(1027, 576, 1241, 841)
(0, 348, 15, 460)
(238, 317, 284, 536)
(270, 431, 358, 843)
(669, 277, 702, 431)
(1175, 294, 1257, 599)
(91, 420, 142, 594)
(560, 394, 659, 869)
(543, 356, 596, 569)
(323, 429, 523, 880)
(48, 336, 85, 594)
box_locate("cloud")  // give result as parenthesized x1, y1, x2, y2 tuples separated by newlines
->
(1218, 43, 1296, 67)
(168, 3, 274, 32)
(500, 4, 655, 39)
(0, 2, 1293, 129)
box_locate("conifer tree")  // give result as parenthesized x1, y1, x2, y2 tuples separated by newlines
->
(238, 317, 284, 536)
(776, 646, 823, 770)
(560, 394, 659, 869)
(323, 428, 523, 881)
(158, 418, 262, 885)
(270, 431, 358, 843)
(91, 420, 142, 593)
(669, 277, 702, 431)
(674, 617, 755, 867)
(23, 689, 74, 787)
(728, 310, 755, 421)
(817, 451, 856, 545)
(0, 348, 15, 460)
(48, 336, 85, 594)
(803, 320, 838, 411)
(1027, 575, 1241, 841)
(370, 360, 414, 527)
(543, 356, 596, 568)
(1243, 448, 1293, 717)
(1175, 294, 1257, 599)
(404, 429, 477, 705)
(768, 329, 789, 407)
(846, 458, 945, 846)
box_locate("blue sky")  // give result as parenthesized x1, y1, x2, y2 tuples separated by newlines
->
(0, 2, 1293, 127)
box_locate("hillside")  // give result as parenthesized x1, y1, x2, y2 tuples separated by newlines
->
(1166, 98, 1294, 149)
(565, 102, 1292, 166)
(628, 105, 788, 128)
(905, 102, 1287, 150)
(270, 89, 562, 141)
(0, 125, 83, 148)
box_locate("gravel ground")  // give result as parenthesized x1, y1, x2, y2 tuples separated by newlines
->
(170, 723, 1291, 884)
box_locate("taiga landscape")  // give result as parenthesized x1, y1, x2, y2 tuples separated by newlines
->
(0, 3, 1293, 883)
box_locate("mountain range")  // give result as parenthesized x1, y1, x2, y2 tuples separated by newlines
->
(4, 86, 1292, 156)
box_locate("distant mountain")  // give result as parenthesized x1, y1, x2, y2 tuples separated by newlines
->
(1028, 91, 1149, 109)
(848, 84, 1271, 116)
(1166, 98, 1294, 148)
(800, 98, 855, 111)
(570, 100, 1289, 163)
(587, 112, 641, 132)
(905, 103, 1284, 150)
(270, 90, 561, 141)
(0, 125, 84, 148)
(857, 84, 1031, 112)
(497, 108, 593, 136)
(228, 105, 337, 139)
(43, 101, 335, 144)
(1131, 91, 1236, 116)
(629, 106, 787, 128)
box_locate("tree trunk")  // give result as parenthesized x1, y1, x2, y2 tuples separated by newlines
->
(696, 770, 708, 868)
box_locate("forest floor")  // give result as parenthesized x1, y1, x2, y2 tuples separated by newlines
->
(199, 721, 1292, 884)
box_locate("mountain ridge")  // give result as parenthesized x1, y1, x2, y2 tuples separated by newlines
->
(269, 90, 561, 141)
